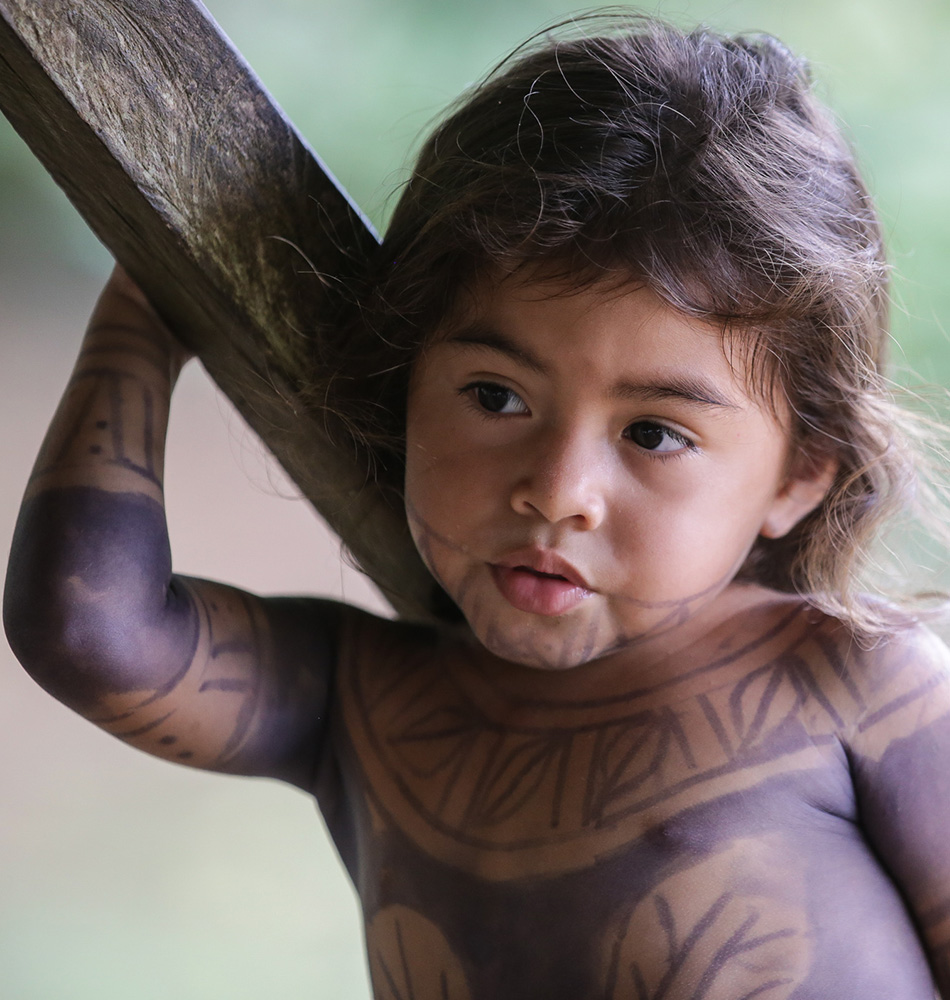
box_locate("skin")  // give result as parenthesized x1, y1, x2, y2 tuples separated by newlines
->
(404, 275, 833, 671)
(5, 267, 950, 999)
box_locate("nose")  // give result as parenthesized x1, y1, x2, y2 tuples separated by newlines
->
(509, 425, 607, 529)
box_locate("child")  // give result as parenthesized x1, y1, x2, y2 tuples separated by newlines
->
(5, 13, 950, 999)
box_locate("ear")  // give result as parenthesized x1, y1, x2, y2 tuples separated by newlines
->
(759, 454, 838, 540)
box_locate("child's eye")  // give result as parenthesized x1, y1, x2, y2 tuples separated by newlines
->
(624, 420, 694, 455)
(462, 382, 529, 415)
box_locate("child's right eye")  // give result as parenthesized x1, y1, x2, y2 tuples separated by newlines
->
(461, 382, 529, 415)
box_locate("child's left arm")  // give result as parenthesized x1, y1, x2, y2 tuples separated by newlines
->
(847, 626, 950, 993)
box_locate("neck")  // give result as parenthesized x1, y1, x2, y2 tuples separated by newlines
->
(456, 585, 812, 709)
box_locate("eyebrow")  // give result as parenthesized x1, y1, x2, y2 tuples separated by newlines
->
(610, 376, 740, 410)
(445, 326, 741, 411)
(447, 326, 551, 376)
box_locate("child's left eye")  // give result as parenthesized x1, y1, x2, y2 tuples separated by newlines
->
(461, 382, 529, 415)
(624, 420, 694, 454)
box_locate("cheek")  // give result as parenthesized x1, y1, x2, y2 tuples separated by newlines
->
(405, 382, 507, 509)
(405, 440, 498, 535)
(404, 403, 488, 544)
(404, 387, 443, 500)
(403, 441, 502, 591)
(606, 460, 783, 583)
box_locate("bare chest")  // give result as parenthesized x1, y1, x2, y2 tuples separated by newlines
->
(339, 630, 855, 880)
(325, 629, 941, 999)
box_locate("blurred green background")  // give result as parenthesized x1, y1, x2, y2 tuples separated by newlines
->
(0, 0, 948, 998)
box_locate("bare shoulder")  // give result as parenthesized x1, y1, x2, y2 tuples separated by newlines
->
(709, 588, 950, 741)
(840, 610, 947, 696)
(799, 604, 950, 754)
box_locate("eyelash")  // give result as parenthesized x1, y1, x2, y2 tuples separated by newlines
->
(459, 381, 528, 417)
(623, 422, 696, 460)
(459, 380, 697, 458)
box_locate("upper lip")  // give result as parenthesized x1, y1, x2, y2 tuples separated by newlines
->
(491, 547, 592, 590)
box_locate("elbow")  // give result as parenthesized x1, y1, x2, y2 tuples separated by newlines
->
(3, 487, 198, 710)
(4, 573, 154, 709)
(3, 577, 103, 708)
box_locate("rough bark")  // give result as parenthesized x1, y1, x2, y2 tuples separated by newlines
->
(0, 0, 437, 621)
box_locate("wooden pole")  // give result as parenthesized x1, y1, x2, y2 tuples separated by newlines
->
(0, 0, 438, 621)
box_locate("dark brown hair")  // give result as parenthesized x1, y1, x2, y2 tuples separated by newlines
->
(318, 12, 927, 633)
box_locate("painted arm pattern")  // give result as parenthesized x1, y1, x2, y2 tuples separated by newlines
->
(3, 273, 336, 784)
(845, 627, 950, 996)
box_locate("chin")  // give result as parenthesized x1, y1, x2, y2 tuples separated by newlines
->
(469, 614, 607, 671)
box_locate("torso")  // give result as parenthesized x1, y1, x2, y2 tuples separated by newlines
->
(316, 595, 941, 999)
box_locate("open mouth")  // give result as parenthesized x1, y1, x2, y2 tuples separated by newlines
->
(490, 562, 592, 617)
(517, 566, 569, 581)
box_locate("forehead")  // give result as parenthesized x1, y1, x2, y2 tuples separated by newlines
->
(434, 272, 773, 409)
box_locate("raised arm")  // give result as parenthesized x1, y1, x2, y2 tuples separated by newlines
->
(3, 268, 340, 789)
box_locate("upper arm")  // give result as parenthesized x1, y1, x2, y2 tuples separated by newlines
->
(846, 625, 950, 991)
(90, 578, 345, 789)
(4, 485, 347, 789)
(1, 269, 352, 791)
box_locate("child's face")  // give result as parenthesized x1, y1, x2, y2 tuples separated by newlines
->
(405, 274, 828, 670)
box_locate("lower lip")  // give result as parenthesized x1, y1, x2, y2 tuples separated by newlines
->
(490, 564, 593, 617)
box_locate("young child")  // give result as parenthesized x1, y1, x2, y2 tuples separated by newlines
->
(5, 14, 950, 999)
